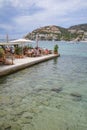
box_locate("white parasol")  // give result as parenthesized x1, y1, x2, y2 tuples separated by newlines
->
(10, 38, 34, 44)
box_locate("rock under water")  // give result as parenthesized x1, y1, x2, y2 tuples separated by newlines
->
(70, 92, 82, 101)
(51, 87, 63, 93)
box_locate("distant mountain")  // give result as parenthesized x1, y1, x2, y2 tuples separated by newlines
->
(25, 24, 87, 41)
(68, 24, 87, 31)
(25, 25, 70, 41)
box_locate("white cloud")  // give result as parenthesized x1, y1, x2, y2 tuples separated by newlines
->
(0, 0, 4, 7)
(0, 23, 13, 30)
(10, 0, 33, 8)
(0, 0, 87, 36)
(13, 0, 87, 24)
(39, 0, 87, 16)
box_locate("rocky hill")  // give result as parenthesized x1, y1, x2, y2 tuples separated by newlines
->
(25, 24, 87, 41)
(68, 24, 87, 31)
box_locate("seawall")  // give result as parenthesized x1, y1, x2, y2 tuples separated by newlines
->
(0, 54, 60, 77)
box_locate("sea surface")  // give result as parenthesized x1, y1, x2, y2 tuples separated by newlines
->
(0, 41, 87, 130)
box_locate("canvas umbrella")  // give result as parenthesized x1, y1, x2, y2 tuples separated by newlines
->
(10, 38, 34, 44)
(10, 38, 34, 54)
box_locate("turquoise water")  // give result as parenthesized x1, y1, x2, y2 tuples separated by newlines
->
(0, 41, 87, 130)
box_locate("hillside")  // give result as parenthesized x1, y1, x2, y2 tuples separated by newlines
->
(68, 24, 87, 31)
(25, 24, 87, 41)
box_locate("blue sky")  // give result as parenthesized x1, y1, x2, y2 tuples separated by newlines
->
(0, 0, 87, 38)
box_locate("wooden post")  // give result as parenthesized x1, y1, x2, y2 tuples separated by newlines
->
(11, 53, 14, 65)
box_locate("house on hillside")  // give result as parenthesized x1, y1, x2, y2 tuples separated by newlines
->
(83, 32, 87, 41)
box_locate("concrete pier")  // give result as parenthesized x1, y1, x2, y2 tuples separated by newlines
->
(0, 54, 60, 77)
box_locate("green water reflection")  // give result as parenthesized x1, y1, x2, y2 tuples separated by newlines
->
(0, 43, 87, 130)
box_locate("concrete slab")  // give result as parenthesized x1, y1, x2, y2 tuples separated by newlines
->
(0, 54, 60, 77)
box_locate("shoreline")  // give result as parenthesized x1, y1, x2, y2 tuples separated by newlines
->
(0, 54, 60, 77)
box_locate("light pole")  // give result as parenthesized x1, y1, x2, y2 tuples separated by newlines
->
(36, 34, 39, 48)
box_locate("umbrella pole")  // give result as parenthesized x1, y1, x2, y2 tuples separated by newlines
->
(22, 43, 23, 56)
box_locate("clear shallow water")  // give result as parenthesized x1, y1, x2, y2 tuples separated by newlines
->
(0, 42, 87, 130)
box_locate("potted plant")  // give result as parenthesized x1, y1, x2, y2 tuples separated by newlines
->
(54, 44, 59, 54)
(15, 47, 23, 58)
